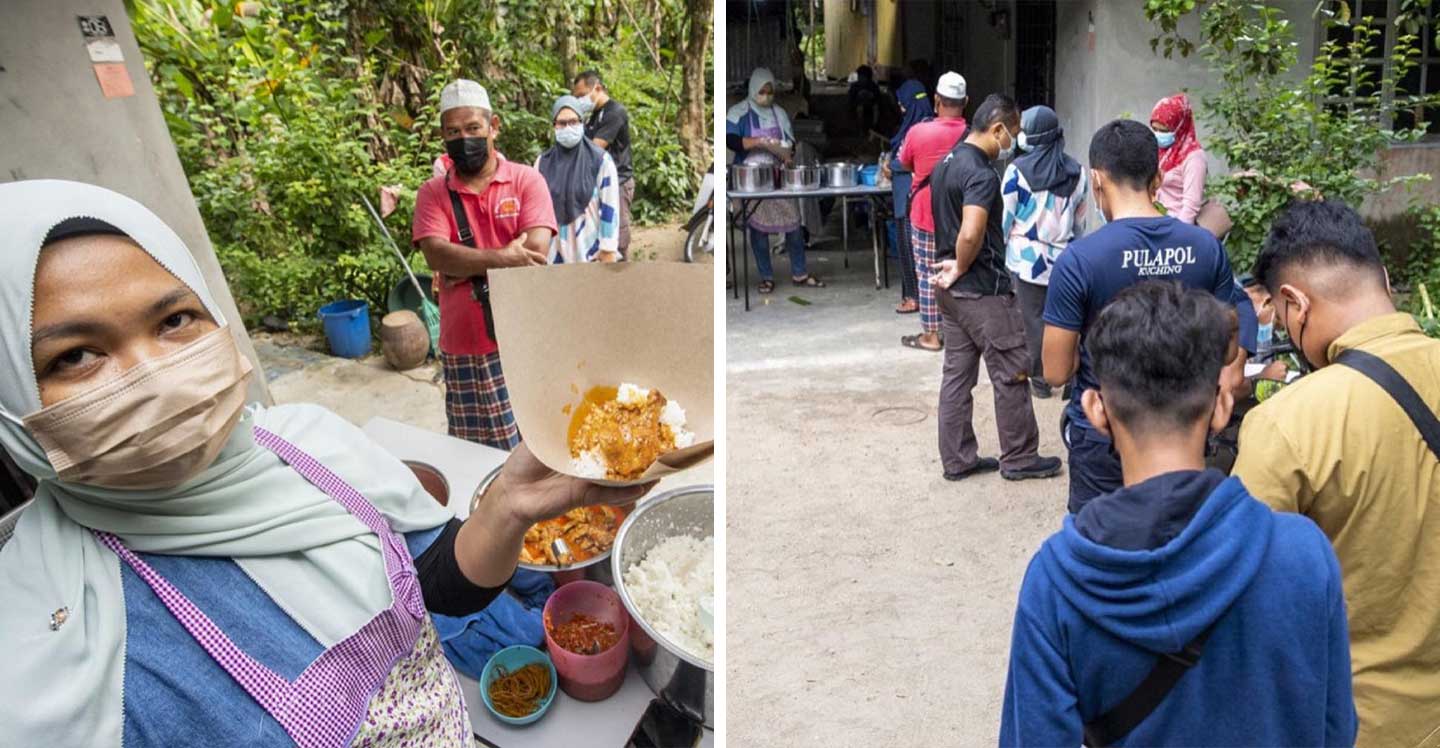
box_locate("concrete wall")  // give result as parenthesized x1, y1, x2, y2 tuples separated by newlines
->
(1054, 0, 1315, 178)
(0, 0, 270, 403)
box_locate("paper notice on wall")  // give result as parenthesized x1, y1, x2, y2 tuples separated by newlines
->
(93, 63, 134, 99)
(86, 38, 124, 63)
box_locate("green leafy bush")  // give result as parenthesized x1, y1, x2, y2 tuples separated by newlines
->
(128, 0, 711, 330)
(1143, 0, 1439, 274)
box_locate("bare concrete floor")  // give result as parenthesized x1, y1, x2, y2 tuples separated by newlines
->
(725, 226, 1070, 745)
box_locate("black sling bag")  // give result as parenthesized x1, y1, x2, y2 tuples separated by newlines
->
(446, 186, 497, 342)
(1334, 348, 1440, 460)
(1081, 622, 1217, 747)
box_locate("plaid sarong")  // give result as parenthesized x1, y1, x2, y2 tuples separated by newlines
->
(440, 351, 520, 450)
(910, 224, 940, 334)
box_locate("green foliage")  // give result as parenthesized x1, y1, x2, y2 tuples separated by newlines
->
(128, 0, 711, 330)
(1145, 0, 1439, 273)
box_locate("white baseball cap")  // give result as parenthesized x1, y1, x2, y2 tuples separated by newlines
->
(440, 79, 492, 115)
(936, 72, 967, 101)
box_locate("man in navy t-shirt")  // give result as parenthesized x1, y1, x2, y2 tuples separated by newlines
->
(1042, 119, 1253, 513)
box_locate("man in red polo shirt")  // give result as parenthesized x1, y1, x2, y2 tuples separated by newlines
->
(897, 71, 969, 353)
(412, 79, 557, 449)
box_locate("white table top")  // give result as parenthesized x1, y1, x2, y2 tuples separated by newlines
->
(360, 417, 714, 748)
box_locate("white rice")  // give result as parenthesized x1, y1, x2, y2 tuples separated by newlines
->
(623, 535, 714, 664)
(569, 448, 607, 479)
(616, 382, 650, 406)
(660, 400, 696, 448)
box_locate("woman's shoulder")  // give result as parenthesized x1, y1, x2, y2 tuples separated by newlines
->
(725, 100, 752, 122)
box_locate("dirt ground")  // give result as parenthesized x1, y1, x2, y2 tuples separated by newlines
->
(725, 223, 1070, 745)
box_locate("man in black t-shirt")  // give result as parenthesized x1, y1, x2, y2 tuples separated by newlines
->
(929, 94, 1061, 483)
(573, 70, 635, 257)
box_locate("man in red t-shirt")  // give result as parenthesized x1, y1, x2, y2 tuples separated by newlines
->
(411, 79, 557, 449)
(898, 71, 969, 352)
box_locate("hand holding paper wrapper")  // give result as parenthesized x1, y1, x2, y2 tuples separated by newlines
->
(489, 263, 714, 486)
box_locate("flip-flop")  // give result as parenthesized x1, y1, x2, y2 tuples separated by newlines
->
(791, 275, 827, 288)
(758, 279, 775, 294)
(901, 333, 941, 352)
(895, 300, 919, 314)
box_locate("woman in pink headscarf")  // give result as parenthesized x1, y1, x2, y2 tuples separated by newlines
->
(1150, 93, 1206, 224)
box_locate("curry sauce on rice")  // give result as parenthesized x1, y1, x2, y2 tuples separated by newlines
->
(568, 383, 695, 480)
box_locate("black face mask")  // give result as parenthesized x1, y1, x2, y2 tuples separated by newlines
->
(446, 136, 490, 175)
(1283, 298, 1317, 373)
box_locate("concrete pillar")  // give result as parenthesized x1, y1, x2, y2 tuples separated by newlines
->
(0, 0, 271, 404)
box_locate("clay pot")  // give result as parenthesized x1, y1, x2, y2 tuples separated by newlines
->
(380, 310, 428, 370)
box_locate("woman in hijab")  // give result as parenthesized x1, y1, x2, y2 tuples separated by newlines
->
(1001, 105, 1088, 399)
(0, 180, 646, 746)
(536, 95, 621, 263)
(725, 67, 825, 293)
(885, 78, 934, 314)
(1150, 93, 1207, 224)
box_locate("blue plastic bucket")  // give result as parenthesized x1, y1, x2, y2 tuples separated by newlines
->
(318, 300, 371, 358)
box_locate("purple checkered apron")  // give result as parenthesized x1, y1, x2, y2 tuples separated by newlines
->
(92, 427, 433, 748)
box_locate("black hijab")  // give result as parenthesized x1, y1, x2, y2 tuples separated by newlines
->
(537, 98, 605, 225)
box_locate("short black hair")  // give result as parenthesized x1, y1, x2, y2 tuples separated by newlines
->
(936, 93, 965, 111)
(574, 70, 602, 88)
(857, 65, 874, 79)
(1254, 199, 1386, 292)
(1088, 119, 1159, 192)
(1088, 282, 1231, 435)
(972, 93, 1019, 132)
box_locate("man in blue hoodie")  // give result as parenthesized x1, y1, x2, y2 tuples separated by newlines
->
(1042, 119, 1257, 514)
(1001, 282, 1354, 747)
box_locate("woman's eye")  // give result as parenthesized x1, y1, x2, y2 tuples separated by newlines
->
(51, 348, 98, 373)
(161, 311, 196, 332)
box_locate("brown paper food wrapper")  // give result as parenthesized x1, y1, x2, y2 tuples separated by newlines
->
(490, 262, 714, 486)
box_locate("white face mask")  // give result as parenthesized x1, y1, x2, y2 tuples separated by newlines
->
(1017, 131, 1035, 153)
(996, 126, 1017, 161)
(556, 124, 585, 149)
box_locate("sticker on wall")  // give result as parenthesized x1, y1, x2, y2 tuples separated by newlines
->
(86, 38, 124, 63)
(93, 63, 135, 99)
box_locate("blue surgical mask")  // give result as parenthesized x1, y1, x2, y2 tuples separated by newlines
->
(1257, 321, 1273, 348)
(556, 124, 584, 149)
(1155, 130, 1176, 148)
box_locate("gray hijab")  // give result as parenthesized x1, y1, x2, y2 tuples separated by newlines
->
(538, 95, 606, 226)
(1015, 105, 1082, 198)
(0, 180, 451, 745)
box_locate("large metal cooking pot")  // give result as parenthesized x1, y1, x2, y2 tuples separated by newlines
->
(824, 162, 858, 188)
(780, 165, 821, 191)
(611, 485, 714, 728)
(471, 465, 616, 586)
(729, 163, 775, 193)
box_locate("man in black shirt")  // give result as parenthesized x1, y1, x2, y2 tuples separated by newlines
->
(573, 70, 635, 257)
(929, 94, 1061, 482)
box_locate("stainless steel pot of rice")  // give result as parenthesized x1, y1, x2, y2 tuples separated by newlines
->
(471, 465, 615, 586)
(611, 485, 714, 728)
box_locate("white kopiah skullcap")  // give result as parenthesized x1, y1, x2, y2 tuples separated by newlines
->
(936, 72, 967, 101)
(440, 79, 492, 115)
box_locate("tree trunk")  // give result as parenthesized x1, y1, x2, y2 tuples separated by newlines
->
(675, 0, 712, 167)
(557, 7, 580, 85)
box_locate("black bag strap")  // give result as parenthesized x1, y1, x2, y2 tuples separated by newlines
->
(1335, 348, 1440, 460)
(1082, 623, 1216, 747)
(446, 183, 497, 341)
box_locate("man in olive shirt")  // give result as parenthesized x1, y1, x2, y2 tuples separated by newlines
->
(1233, 200, 1440, 748)
(572, 70, 635, 257)
(930, 94, 1061, 483)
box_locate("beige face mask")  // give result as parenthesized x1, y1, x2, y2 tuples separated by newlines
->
(21, 327, 253, 490)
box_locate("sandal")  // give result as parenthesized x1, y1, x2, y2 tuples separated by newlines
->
(896, 299, 919, 314)
(792, 274, 827, 288)
(901, 333, 942, 352)
(758, 279, 775, 294)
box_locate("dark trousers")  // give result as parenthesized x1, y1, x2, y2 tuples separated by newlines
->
(938, 291, 1042, 473)
(895, 217, 918, 301)
(1065, 418, 1123, 514)
(1012, 275, 1047, 380)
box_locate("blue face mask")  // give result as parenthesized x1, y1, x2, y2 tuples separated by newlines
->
(1257, 321, 1273, 347)
(1154, 130, 1176, 148)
